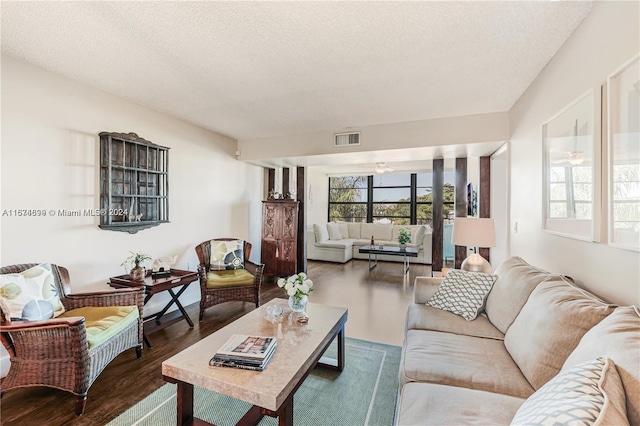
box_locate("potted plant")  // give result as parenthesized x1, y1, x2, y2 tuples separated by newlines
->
(122, 251, 152, 281)
(398, 228, 411, 250)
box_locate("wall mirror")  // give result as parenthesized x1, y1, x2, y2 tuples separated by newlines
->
(608, 54, 640, 251)
(542, 89, 600, 241)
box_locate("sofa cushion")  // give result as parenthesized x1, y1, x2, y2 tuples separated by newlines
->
(397, 382, 525, 426)
(511, 357, 629, 426)
(327, 223, 343, 240)
(401, 329, 534, 398)
(485, 256, 561, 333)
(316, 240, 354, 249)
(562, 306, 640, 426)
(361, 223, 393, 241)
(406, 304, 504, 340)
(426, 269, 497, 321)
(313, 223, 329, 243)
(205, 269, 255, 288)
(60, 305, 139, 349)
(504, 278, 616, 390)
(342, 222, 361, 239)
(336, 222, 349, 240)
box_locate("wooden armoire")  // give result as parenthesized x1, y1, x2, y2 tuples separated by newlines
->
(261, 200, 299, 277)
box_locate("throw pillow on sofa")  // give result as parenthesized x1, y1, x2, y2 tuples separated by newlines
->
(511, 357, 629, 426)
(426, 269, 497, 321)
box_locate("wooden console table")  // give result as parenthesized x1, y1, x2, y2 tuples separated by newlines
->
(108, 269, 198, 349)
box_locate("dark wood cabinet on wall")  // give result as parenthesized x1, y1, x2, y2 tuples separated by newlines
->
(261, 200, 299, 277)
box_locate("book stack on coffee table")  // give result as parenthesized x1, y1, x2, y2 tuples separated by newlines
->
(209, 334, 277, 371)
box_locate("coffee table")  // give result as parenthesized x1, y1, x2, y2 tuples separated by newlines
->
(162, 298, 348, 426)
(358, 245, 419, 274)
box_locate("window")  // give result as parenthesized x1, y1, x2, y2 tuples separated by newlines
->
(372, 174, 411, 224)
(328, 176, 368, 222)
(329, 172, 439, 226)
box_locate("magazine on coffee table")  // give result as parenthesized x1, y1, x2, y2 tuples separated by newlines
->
(210, 334, 277, 370)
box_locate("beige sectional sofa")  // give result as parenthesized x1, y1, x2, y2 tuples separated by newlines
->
(307, 222, 432, 264)
(396, 256, 640, 425)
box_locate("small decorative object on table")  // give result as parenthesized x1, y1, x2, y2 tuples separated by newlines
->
(121, 251, 152, 281)
(151, 255, 177, 278)
(398, 227, 411, 250)
(277, 272, 313, 323)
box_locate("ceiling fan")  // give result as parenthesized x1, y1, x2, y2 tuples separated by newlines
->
(375, 162, 395, 174)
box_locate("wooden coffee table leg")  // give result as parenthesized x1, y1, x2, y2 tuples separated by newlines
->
(278, 395, 294, 426)
(176, 380, 194, 426)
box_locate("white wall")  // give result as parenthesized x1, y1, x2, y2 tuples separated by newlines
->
(307, 167, 329, 227)
(238, 112, 509, 162)
(0, 54, 264, 311)
(490, 144, 509, 269)
(508, 1, 640, 305)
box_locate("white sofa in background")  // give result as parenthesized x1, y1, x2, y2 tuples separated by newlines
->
(307, 222, 432, 265)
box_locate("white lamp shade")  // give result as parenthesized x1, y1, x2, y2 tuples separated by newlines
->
(451, 218, 496, 248)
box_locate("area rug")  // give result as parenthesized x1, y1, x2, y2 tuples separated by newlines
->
(108, 337, 401, 426)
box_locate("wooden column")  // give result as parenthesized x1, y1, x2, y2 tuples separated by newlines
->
(454, 158, 467, 269)
(267, 168, 275, 195)
(296, 167, 307, 274)
(432, 159, 444, 272)
(479, 156, 491, 263)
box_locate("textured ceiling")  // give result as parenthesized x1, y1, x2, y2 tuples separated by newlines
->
(1, 1, 594, 143)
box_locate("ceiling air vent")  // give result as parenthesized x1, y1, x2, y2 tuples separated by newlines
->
(334, 132, 360, 147)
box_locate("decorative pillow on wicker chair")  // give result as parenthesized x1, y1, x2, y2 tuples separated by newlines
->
(0, 263, 65, 320)
(426, 269, 497, 321)
(209, 240, 245, 270)
(511, 357, 629, 426)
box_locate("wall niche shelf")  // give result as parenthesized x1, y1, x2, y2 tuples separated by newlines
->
(99, 132, 170, 234)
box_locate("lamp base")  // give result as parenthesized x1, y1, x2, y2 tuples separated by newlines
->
(461, 253, 492, 274)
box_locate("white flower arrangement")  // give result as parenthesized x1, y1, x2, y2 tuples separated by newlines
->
(277, 272, 313, 300)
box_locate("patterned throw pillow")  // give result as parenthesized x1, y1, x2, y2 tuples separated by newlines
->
(209, 240, 245, 270)
(426, 269, 497, 321)
(0, 263, 65, 320)
(511, 357, 630, 426)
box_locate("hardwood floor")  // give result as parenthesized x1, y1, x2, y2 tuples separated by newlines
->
(0, 259, 429, 425)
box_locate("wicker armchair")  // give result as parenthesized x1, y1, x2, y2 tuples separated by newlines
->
(195, 238, 265, 321)
(0, 263, 144, 416)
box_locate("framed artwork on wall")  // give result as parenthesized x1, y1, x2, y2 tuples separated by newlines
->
(542, 89, 601, 242)
(607, 54, 640, 252)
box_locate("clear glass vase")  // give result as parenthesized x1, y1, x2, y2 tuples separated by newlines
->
(288, 294, 308, 313)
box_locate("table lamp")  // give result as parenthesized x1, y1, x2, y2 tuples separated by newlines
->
(451, 217, 496, 273)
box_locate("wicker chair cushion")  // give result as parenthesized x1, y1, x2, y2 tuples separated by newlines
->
(0, 263, 65, 319)
(209, 240, 245, 270)
(60, 305, 139, 348)
(206, 269, 255, 288)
